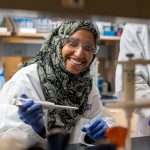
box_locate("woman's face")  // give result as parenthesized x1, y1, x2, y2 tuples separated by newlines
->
(62, 29, 95, 74)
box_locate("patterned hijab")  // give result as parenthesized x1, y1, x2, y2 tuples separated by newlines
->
(21, 19, 100, 131)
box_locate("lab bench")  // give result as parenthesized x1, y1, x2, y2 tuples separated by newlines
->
(67, 136, 150, 150)
(28, 136, 150, 150)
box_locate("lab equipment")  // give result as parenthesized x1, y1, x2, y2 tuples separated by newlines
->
(106, 53, 150, 150)
(105, 126, 127, 148)
(18, 100, 45, 134)
(47, 129, 70, 150)
(98, 77, 103, 94)
(34, 18, 52, 33)
(0, 67, 5, 89)
(82, 118, 108, 141)
(14, 97, 79, 110)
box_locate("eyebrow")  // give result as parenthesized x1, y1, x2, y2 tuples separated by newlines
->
(69, 36, 95, 46)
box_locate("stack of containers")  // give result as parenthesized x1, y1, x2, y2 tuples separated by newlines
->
(13, 17, 36, 33)
(34, 18, 63, 33)
(0, 66, 5, 89)
(34, 18, 52, 33)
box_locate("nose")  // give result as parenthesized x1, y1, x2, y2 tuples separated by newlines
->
(74, 45, 84, 58)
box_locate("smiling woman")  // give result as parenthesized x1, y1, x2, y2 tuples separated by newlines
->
(62, 29, 95, 74)
(0, 19, 115, 149)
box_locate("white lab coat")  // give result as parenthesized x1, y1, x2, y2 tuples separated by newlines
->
(115, 23, 150, 136)
(0, 63, 115, 148)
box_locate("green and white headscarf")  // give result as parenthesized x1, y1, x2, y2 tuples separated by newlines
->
(22, 19, 100, 131)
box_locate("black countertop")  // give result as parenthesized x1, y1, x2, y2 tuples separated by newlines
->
(66, 136, 150, 150)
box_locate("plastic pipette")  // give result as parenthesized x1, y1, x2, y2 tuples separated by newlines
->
(14, 98, 78, 110)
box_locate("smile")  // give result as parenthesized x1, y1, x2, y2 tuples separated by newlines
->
(69, 58, 83, 65)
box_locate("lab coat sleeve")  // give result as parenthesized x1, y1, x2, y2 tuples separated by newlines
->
(0, 69, 47, 148)
(115, 23, 150, 118)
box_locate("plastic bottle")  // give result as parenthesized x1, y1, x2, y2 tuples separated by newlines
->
(0, 67, 5, 89)
(102, 81, 108, 95)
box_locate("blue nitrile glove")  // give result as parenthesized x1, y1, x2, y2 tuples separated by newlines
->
(82, 118, 108, 141)
(18, 94, 45, 135)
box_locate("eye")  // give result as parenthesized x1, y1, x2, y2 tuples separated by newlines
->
(84, 44, 95, 52)
(66, 37, 79, 48)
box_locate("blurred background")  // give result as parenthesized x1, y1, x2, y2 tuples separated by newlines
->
(0, 0, 150, 135)
(1, 0, 150, 95)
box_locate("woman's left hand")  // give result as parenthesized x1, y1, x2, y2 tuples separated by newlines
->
(82, 118, 108, 141)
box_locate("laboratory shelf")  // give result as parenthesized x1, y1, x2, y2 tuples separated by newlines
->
(14, 34, 121, 41)
(100, 35, 120, 41)
(2, 36, 44, 44)
(15, 32, 49, 38)
(0, 32, 11, 36)
(1, 34, 120, 44)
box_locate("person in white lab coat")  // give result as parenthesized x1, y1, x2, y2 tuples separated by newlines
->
(0, 19, 115, 149)
(116, 23, 150, 137)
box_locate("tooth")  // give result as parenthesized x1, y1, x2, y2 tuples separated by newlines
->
(70, 59, 82, 64)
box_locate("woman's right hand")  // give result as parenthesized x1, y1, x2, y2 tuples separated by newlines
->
(18, 94, 45, 135)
